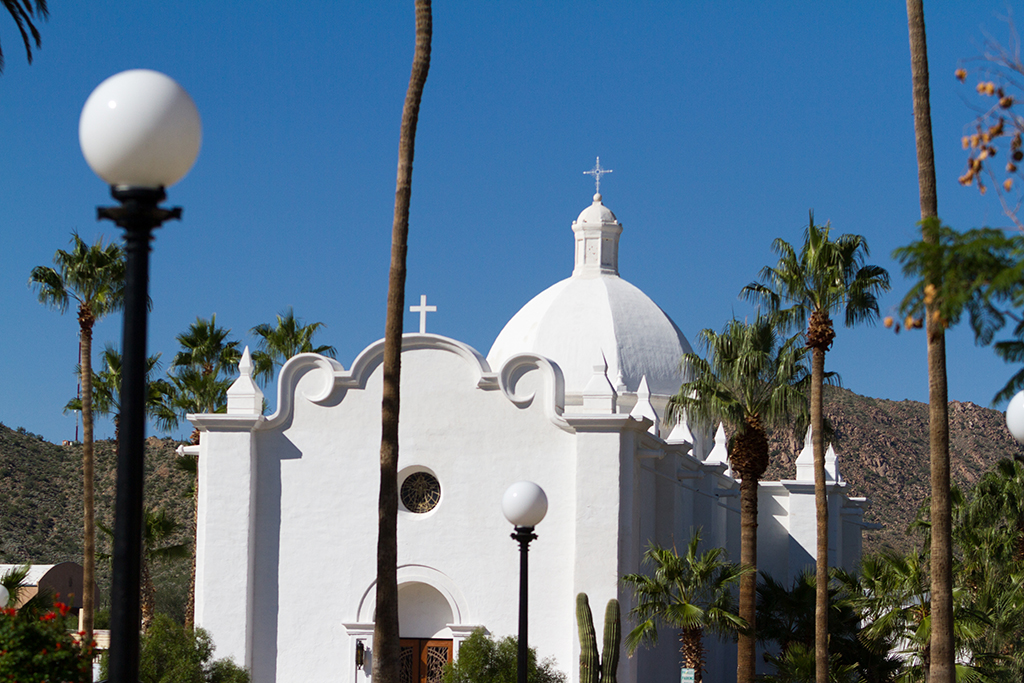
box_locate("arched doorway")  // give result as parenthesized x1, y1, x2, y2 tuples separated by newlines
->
(398, 582, 453, 683)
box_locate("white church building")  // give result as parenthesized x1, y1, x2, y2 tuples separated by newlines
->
(189, 191, 872, 683)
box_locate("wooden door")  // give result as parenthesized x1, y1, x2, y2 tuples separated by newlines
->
(400, 638, 452, 683)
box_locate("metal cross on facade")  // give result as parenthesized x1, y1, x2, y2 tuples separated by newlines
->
(584, 157, 613, 194)
(410, 294, 437, 333)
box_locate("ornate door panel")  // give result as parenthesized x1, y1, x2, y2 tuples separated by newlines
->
(399, 639, 453, 683)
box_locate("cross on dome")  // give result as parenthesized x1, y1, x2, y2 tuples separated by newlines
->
(410, 294, 437, 333)
(584, 157, 613, 194)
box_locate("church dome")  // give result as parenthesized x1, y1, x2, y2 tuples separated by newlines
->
(487, 193, 693, 399)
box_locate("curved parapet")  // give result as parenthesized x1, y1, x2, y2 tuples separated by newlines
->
(496, 352, 571, 432)
(344, 334, 496, 391)
(261, 353, 346, 429)
(263, 334, 498, 430)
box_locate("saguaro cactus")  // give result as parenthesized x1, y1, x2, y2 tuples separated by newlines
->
(577, 593, 600, 683)
(602, 598, 620, 683)
(577, 592, 622, 683)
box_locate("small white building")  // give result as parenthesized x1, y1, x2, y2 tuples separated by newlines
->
(191, 192, 871, 683)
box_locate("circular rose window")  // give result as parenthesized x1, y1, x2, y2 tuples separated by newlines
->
(401, 471, 441, 513)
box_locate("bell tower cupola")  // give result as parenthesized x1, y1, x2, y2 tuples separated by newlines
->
(572, 192, 622, 277)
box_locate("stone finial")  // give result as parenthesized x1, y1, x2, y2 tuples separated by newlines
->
(825, 443, 844, 483)
(227, 346, 265, 416)
(666, 409, 694, 445)
(705, 422, 731, 475)
(795, 425, 814, 482)
(582, 352, 617, 413)
(628, 375, 659, 436)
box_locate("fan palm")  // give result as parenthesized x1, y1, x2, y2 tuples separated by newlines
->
(97, 508, 190, 633)
(742, 212, 889, 683)
(671, 316, 809, 683)
(622, 528, 749, 683)
(250, 307, 337, 385)
(835, 550, 993, 683)
(30, 232, 125, 651)
(953, 461, 1024, 679)
(65, 344, 177, 442)
(758, 571, 901, 683)
(1, 0, 47, 73)
(167, 315, 240, 628)
(171, 314, 241, 393)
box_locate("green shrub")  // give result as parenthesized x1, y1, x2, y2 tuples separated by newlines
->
(0, 601, 93, 683)
(442, 629, 566, 683)
(100, 614, 248, 683)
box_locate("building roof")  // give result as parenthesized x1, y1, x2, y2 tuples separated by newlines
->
(487, 193, 693, 398)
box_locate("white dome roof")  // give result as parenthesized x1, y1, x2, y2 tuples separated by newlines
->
(576, 193, 617, 224)
(487, 194, 692, 398)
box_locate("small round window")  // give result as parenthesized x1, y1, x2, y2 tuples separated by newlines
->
(401, 471, 441, 513)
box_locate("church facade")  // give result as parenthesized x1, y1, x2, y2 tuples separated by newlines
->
(190, 193, 872, 683)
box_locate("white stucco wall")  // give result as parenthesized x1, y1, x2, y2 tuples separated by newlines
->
(193, 335, 870, 683)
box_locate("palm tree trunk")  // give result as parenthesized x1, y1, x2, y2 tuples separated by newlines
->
(905, 2, 953, 682)
(141, 557, 155, 633)
(681, 627, 706, 683)
(811, 345, 828, 683)
(79, 312, 95, 676)
(737, 475, 758, 683)
(373, 3, 431, 683)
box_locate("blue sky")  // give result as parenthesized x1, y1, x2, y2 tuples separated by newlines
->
(0, 1, 1019, 443)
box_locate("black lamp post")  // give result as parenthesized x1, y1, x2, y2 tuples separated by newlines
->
(501, 481, 548, 683)
(79, 69, 201, 683)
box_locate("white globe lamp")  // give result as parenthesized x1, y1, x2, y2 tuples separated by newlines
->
(0, 583, 9, 609)
(1007, 391, 1024, 444)
(502, 481, 548, 528)
(80, 69, 201, 189)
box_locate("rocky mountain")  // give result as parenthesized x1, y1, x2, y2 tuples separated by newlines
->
(0, 425, 194, 620)
(764, 386, 1024, 555)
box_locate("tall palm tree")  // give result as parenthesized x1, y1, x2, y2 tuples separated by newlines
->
(1, 0, 47, 74)
(167, 315, 240, 629)
(171, 315, 241, 398)
(622, 528, 750, 683)
(670, 316, 809, 683)
(375, 3, 431, 683)
(65, 344, 177, 442)
(30, 232, 125, 653)
(250, 307, 337, 386)
(905, 2, 954, 680)
(742, 213, 890, 683)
